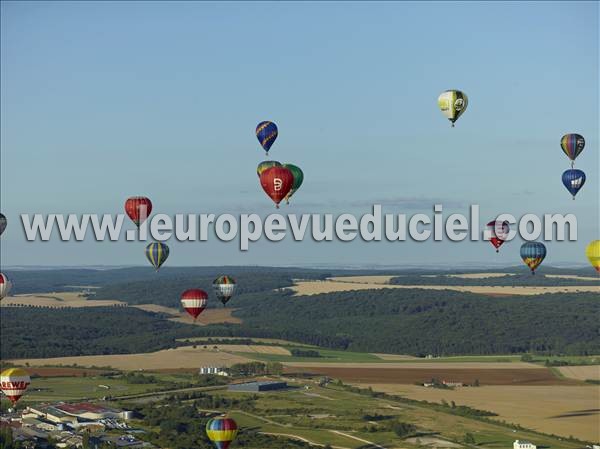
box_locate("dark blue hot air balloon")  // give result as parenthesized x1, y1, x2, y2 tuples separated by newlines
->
(256, 121, 278, 155)
(562, 169, 586, 199)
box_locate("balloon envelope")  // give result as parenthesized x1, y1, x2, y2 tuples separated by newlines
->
(125, 197, 152, 227)
(181, 289, 208, 320)
(206, 417, 238, 449)
(0, 213, 6, 236)
(257, 160, 281, 178)
(213, 275, 237, 306)
(560, 134, 585, 162)
(438, 90, 468, 126)
(520, 242, 547, 273)
(260, 166, 294, 207)
(0, 273, 12, 300)
(256, 121, 278, 153)
(562, 169, 586, 198)
(282, 164, 304, 202)
(586, 240, 600, 273)
(145, 242, 169, 270)
(487, 220, 510, 252)
(0, 368, 31, 406)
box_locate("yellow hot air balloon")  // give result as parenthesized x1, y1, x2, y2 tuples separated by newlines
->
(438, 90, 468, 127)
(586, 240, 600, 273)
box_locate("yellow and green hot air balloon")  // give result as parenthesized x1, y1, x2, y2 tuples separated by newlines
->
(206, 416, 238, 449)
(586, 240, 600, 273)
(438, 90, 468, 127)
(145, 242, 169, 271)
(282, 163, 304, 204)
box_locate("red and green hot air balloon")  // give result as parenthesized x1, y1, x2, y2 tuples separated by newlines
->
(213, 275, 237, 306)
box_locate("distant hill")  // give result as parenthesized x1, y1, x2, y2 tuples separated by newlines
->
(1, 267, 598, 359)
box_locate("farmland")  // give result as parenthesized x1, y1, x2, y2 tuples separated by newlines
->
(356, 383, 600, 442)
(0, 291, 124, 308)
(291, 278, 600, 296)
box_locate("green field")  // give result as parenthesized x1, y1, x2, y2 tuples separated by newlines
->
(183, 382, 588, 449)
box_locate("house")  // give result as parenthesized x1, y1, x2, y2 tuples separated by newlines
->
(442, 380, 463, 387)
(199, 366, 229, 376)
(514, 440, 536, 449)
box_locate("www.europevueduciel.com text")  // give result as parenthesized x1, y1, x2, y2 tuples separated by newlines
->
(19, 205, 577, 251)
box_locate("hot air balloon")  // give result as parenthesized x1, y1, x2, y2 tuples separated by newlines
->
(125, 196, 153, 227)
(487, 220, 510, 253)
(562, 169, 586, 199)
(282, 164, 304, 204)
(0, 273, 12, 300)
(206, 416, 238, 449)
(145, 242, 169, 271)
(438, 90, 468, 127)
(257, 160, 281, 178)
(520, 242, 547, 274)
(180, 289, 208, 320)
(0, 368, 31, 406)
(560, 133, 585, 167)
(256, 121, 278, 155)
(586, 240, 600, 273)
(259, 166, 294, 208)
(213, 276, 237, 306)
(0, 213, 6, 236)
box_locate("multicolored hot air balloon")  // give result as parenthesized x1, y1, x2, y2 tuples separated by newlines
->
(0, 273, 12, 300)
(586, 240, 600, 273)
(206, 416, 238, 449)
(180, 289, 208, 320)
(486, 220, 510, 253)
(0, 213, 6, 236)
(282, 163, 304, 204)
(125, 197, 153, 227)
(560, 133, 585, 167)
(256, 121, 278, 155)
(213, 276, 237, 306)
(520, 242, 547, 274)
(145, 242, 169, 271)
(259, 166, 294, 208)
(562, 169, 586, 199)
(438, 90, 468, 127)
(257, 160, 281, 178)
(0, 368, 31, 406)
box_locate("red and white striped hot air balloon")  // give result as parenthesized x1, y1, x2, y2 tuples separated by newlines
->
(1, 368, 31, 406)
(0, 273, 12, 300)
(180, 289, 208, 320)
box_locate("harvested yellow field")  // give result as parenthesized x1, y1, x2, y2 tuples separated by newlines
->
(284, 361, 541, 369)
(372, 353, 419, 361)
(447, 272, 514, 279)
(169, 308, 242, 325)
(291, 279, 600, 296)
(328, 275, 395, 284)
(558, 365, 600, 381)
(358, 383, 600, 441)
(10, 346, 252, 371)
(545, 274, 600, 282)
(213, 345, 291, 355)
(0, 292, 124, 308)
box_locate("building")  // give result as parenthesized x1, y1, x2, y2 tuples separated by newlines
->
(228, 381, 288, 392)
(442, 380, 464, 387)
(514, 440, 537, 449)
(199, 366, 229, 376)
(26, 402, 130, 424)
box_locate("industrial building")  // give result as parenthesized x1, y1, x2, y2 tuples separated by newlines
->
(228, 381, 288, 392)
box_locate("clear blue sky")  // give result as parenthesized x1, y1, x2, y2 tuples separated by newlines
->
(1, 1, 598, 267)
